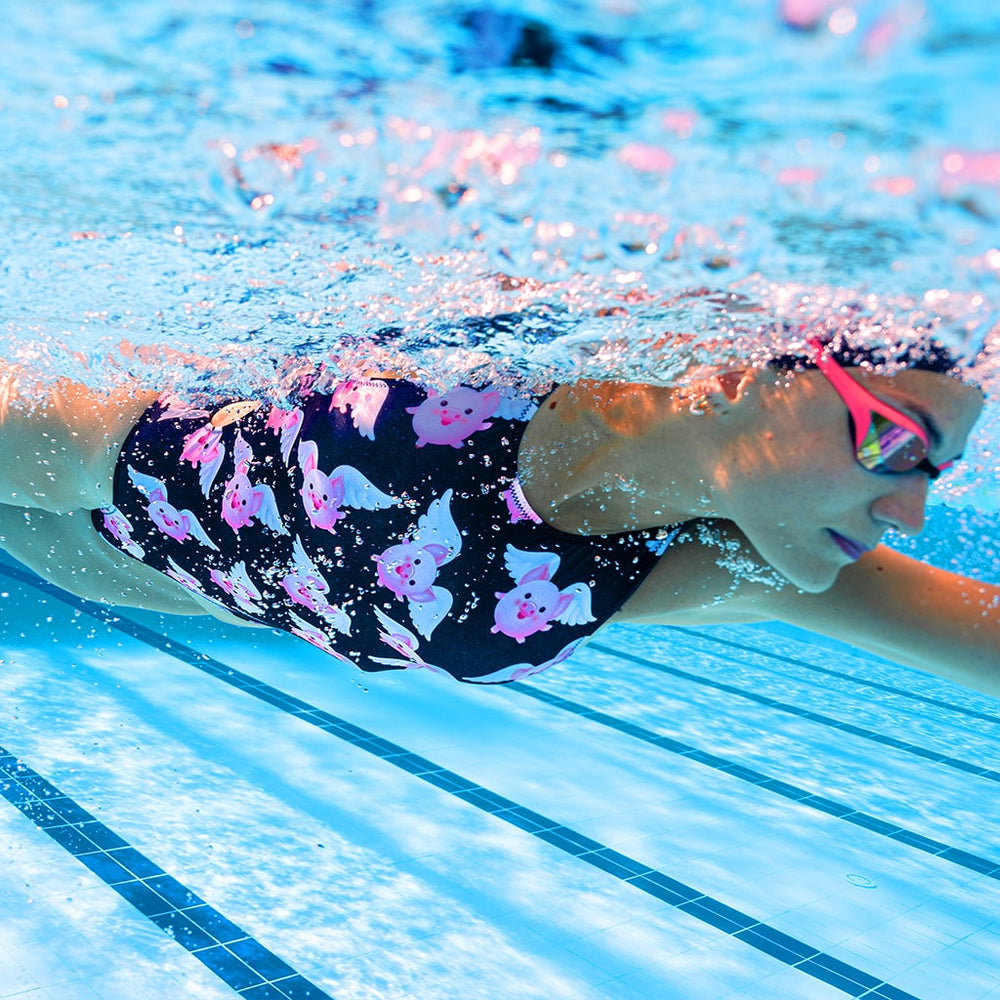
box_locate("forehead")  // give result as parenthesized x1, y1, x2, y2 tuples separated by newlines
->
(853, 367, 984, 444)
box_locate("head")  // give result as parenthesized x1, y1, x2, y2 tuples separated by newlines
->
(706, 335, 985, 592)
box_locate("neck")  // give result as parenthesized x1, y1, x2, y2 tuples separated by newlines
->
(518, 380, 728, 535)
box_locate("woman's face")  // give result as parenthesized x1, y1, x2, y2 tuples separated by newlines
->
(714, 365, 985, 592)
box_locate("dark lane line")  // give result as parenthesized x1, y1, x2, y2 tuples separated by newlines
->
(0, 745, 333, 1000)
(588, 639, 1000, 782)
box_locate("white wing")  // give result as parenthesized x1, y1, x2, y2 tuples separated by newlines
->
(287, 612, 336, 652)
(179, 510, 220, 550)
(350, 381, 389, 439)
(495, 392, 539, 422)
(334, 465, 396, 510)
(373, 607, 421, 653)
(278, 408, 304, 464)
(554, 582, 596, 626)
(412, 489, 461, 562)
(197, 448, 226, 497)
(165, 557, 202, 592)
(502, 544, 560, 584)
(230, 561, 263, 601)
(407, 585, 453, 639)
(291, 534, 313, 570)
(128, 466, 169, 501)
(253, 483, 290, 535)
(321, 604, 352, 636)
(232, 431, 254, 470)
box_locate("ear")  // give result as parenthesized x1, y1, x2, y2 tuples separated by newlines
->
(518, 563, 552, 585)
(298, 439, 318, 473)
(422, 543, 451, 565)
(716, 368, 754, 403)
(695, 369, 755, 416)
(552, 592, 574, 617)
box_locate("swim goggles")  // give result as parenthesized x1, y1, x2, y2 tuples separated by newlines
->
(809, 338, 950, 480)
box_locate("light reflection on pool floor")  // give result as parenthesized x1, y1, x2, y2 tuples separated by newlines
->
(2, 547, 999, 1000)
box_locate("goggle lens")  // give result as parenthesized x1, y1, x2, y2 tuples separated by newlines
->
(855, 412, 930, 474)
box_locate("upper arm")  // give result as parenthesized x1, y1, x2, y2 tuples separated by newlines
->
(614, 519, 789, 626)
(0, 368, 157, 512)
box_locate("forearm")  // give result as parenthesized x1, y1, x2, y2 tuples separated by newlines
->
(779, 547, 1000, 698)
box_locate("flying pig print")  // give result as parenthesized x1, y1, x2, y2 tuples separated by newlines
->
(155, 395, 210, 422)
(406, 386, 502, 448)
(180, 423, 226, 496)
(367, 608, 448, 676)
(491, 545, 595, 644)
(329, 379, 389, 440)
(374, 489, 461, 638)
(265, 405, 304, 464)
(99, 506, 145, 559)
(164, 556, 205, 594)
(221, 433, 289, 536)
(297, 438, 395, 533)
(281, 535, 351, 634)
(127, 466, 219, 550)
(287, 612, 359, 668)
(209, 561, 265, 617)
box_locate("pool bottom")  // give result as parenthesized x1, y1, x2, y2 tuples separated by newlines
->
(2, 550, 999, 1000)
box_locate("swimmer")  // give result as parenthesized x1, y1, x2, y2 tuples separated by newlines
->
(0, 338, 997, 694)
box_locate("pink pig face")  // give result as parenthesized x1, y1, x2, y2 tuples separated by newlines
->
(282, 569, 329, 613)
(222, 474, 259, 532)
(149, 501, 197, 542)
(492, 578, 574, 643)
(300, 468, 346, 531)
(330, 381, 364, 413)
(266, 407, 301, 433)
(375, 541, 447, 601)
(180, 425, 223, 467)
(406, 387, 501, 448)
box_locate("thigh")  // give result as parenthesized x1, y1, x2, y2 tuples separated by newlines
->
(0, 367, 157, 512)
(0, 503, 214, 615)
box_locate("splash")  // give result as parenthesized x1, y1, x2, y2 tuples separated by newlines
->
(1, 0, 998, 539)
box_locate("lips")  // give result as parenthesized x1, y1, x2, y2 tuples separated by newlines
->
(829, 530, 870, 562)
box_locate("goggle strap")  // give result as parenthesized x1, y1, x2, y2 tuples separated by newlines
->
(808, 339, 930, 449)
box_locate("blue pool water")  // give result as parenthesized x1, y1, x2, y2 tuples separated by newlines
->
(2, 1, 1000, 998)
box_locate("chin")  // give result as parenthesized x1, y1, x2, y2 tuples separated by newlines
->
(774, 558, 842, 594)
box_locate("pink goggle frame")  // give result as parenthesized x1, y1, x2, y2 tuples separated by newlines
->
(809, 339, 951, 480)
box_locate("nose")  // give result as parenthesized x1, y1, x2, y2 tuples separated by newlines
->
(870, 476, 929, 537)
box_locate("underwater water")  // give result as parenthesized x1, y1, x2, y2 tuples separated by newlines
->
(1, 1, 1000, 998)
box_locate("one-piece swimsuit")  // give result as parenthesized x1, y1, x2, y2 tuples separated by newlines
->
(92, 379, 676, 683)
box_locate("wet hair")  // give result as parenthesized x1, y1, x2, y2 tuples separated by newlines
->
(767, 332, 964, 377)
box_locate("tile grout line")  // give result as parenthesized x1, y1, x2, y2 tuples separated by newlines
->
(633, 629, 1000, 726)
(0, 746, 333, 1000)
(509, 680, 1000, 880)
(2, 564, 926, 1000)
